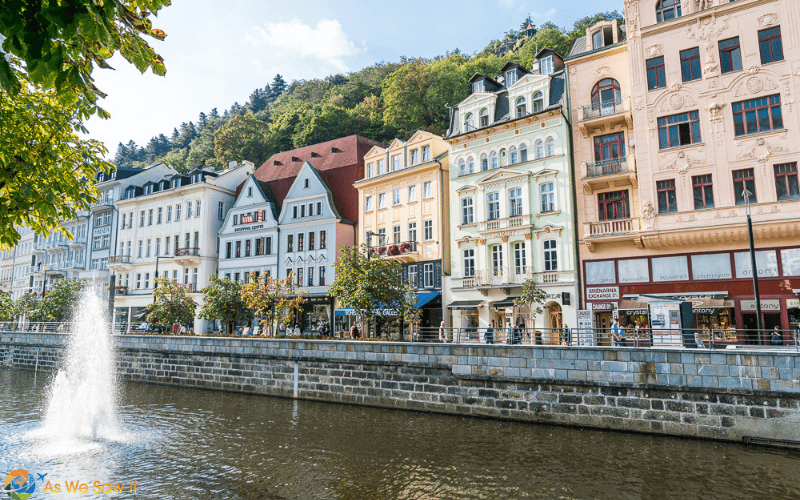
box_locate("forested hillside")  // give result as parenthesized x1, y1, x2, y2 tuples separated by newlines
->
(112, 12, 622, 173)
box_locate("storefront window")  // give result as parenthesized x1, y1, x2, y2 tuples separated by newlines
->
(460, 309, 480, 341)
(694, 308, 737, 343)
(585, 261, 616, 285)
(691, 253, 732, 280)
(780, 248, 800, 276)
(618, 259, 649, 283)
(652, 256, 689, 281)
(734, 250, 778, 278)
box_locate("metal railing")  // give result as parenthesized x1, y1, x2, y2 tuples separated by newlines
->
(371, 241, 418, 257)
(175, 247, 200, 257)
(178, 283, 197, 292)
(581, 98, 627, 121)
(585, 157, 629, 178)
(109, 255, 131, 264)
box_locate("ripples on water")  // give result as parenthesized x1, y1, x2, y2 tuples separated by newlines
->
(1, 369, 798, 499)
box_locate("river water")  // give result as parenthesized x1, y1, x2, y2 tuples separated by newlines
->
(2, 369, 798, 499)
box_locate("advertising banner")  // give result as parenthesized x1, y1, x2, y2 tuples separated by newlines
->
(649, 302, 682, 344)
(576, 309, 595, 346)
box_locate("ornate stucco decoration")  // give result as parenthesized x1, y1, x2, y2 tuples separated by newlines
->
(596, 66, 611, 78)
(735, 138, 789, 164)
(734, 76, 778, 97)
(694, 0, 713, 12)
(675, 213, 697, 223)
(660, 151, 704, 184)
(641, 202, 655, 230)
(757, 13, 779, 29)
(707, 102, 726, 122)
(687, 15, 729, 79)
(714, 209, 740, 220)
(645, 44, 663, 58)
(755, 205, 779, 215)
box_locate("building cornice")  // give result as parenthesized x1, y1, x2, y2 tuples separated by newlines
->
(638, 0, 774, 38)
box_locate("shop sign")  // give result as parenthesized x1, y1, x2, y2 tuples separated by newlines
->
(234, 224, 264, 233)
(586, 286, 619, 300)
(92, 226, 111, 237)
(504, 306, 514, 316)
(740, 299, 781, 312)
(787, 298, 800, 309)
(723, 300, 735, 308)
(612, 309, 619, 321)
(544, 293, 561, 300)
(576, 310, 595, 346)
(590, 302, 615, 311)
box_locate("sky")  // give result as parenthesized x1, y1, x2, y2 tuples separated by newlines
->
(86, 0, 623, 156)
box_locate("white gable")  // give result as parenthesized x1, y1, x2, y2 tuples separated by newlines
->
(234, 175, 268, 208)
(278, 162, 341, 224)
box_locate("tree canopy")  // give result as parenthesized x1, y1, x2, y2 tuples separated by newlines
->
(199, 276, 253, 335)
(146, 277, 196, 328)
(240, 272, 307, 336)
(38, 278, 87, 322)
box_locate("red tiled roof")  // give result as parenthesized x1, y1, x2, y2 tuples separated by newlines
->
(253, 135, 385, 224)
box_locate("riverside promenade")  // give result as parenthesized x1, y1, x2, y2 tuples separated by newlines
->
(3, 331, 800, 444)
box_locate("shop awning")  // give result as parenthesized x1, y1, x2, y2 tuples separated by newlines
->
(623, 291, 728, 301)
(493, 297, 520, 311)
(447, 300, 483, 310)
(415, 291, 440, 308)
(686, 297, 725, 313)
(618, 300, 649, 312)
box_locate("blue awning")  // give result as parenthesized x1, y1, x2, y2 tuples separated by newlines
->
(415, 291, 440, 308)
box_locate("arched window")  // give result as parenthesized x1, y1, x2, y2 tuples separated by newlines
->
(467, 157, 475, 174)
(532, 92, 544, 113)
(520, 144, 528, 162)
(591, 78, 622, 114)
(490, 151, 498, 169)
(464, 113, 474, 132)
(535, 140, 544, 159)
(479, 108, 489, 128)
(515, 97, 527, 118)
(459, 158, 466, 176)
(480, 153, 488, 171)
(510, 146, 518, 165)
(656, 0, 681, 23)
(545, 137, 555, 157)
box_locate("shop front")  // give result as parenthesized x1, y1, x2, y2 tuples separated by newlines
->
(287, 295, 332, 335)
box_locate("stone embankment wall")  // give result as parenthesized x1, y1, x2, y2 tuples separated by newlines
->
(2, 332, 800, 443)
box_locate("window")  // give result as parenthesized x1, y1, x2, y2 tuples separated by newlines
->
(591, 78, 621, 112)
(540, 182, 555, 212)
(184, 268, 189, 284)
(510, 146, 518, 165)
(378, 193, 386, 209)
(393, 225, 401, 244)
(164, 236, 170, 255)
(393, 189, 400, 206)
(194, 231, 199, 249)
(515, 97, 526, 118)
(423, 220, 433, 241)
(509, 188, 523, 217)
(658, 110, 701, 149)
(692, 175, 715, 209)
(408, 185, 416, 202)
(465, 113, 475, 132)
(680, 48, 701, 82)
(505, 70, 516, 86)
(136, 274, 141, 289)
(309, 232, 315, 250)
(514, 242, 527, 274)
(539, 55, 553, 74)
(365, 196, 373, 212)
(410, 150, 419, 165)
(545, 137, 555, 157)
(166, 206, 172, 222)
(472, 80, 484, 93)
(186, 201, 192, 218)
(467, 157, 475, 175)
(303, 179, 309, 189)
(233, 214, 239, 226)
(175, 203, 181, 220)
(733, 169, 756, 205)
(319, 266, 326, 286)
(719, 37, 742, 74)
(408, 222, 417, 242)
(463, 249, 475, 278)
(155, 238, 161, 256)
(297, 268, 303, 286)
(598, 190, 630, 220)
(535, 140, 544, 159)
(532, 91, 544, 113)
(423, 263, 434, 289)
(543, 240, 558, 271)
(759, 27, 783, 64)
(592, 29, 603, 50)
(646, 57, 666, 90)
(478, 153, 488, 172)
(492, 245, 503, 273)
(775, 163, 800, 201)
(520, 144, 528, 162)
(298, 233, 304, 252)
(657, 180, 678, 214)
(226, 242, 232, 259)
(140, 211, 145, 227)
(392, 154, 401, 171)
(490, 151, 498, 169)
(408, 264, 418, 286)
(266, 237, 273, 255)
(423, 181, 432, 199)
(656, 0, 681, 23)
(301, 205, 305, 218)
(293, 206, 298, 219)
(594, 132, 626, 165)
(479, 108, 489, 128)
(319, 230, 326, 249)
(368, 163, 374, 177)
(245, 239, 252, 257)
(487, 193, 500, 220)
(732, 95, 783, 136)
(462, 197, 474, 225)
(422, 146, 430, 161)
(287, 234, 293, 253)
(459, 159, 466, 176)
(378, 159, 385, 175)
(317, 201, 321, 215)
(235, 240, 241, 258)
(307, 267, 314, 287)
(146, 239, 151, 257)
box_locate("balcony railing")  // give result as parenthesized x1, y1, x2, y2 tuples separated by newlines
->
(114, 286, 128, 296)
(581, 99, 627, 121)
(370, 241, 418, 258)
(585, 217, 640, 237)
(462, 268, 575, 288)
(585, 157, 629, 178)
(109, 255, 131, 264)
(175, 247, 200, 257)
(178, 283, 197, 292)
(478, 214, 532, 232)
(69, 237, 88, 247)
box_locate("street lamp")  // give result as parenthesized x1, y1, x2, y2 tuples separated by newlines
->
(743, 189, 763, 344)
(40, 265, 50, 298)
(153, 255, 171, 303)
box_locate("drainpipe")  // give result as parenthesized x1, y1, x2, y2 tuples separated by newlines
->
(561, 107, 583, 311)
(436, 158, 448, 327)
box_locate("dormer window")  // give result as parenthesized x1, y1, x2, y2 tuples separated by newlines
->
(592, 30, 603, 49)
(479, 108, 489, 128)
(464, 113, 475, 132)
(472, 80, 484, 93)
(505, 70, 516, 86)
(540, 56, 553, 74)
(410, 149, 419, 165)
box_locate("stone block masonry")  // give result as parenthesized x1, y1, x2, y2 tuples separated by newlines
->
(3, 332, 800, 443)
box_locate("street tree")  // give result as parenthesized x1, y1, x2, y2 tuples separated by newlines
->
(240, 272, 307, 336)
(0, 291, 13, 321)
(514, 279, 548, 331)
(328, 244, 419, 338)
(13, 293, 38, 321)
(146, 277, 196, 330)
(199, 276, 253, 336)
(38, 278, 87, 322)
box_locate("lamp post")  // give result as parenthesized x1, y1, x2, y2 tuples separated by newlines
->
(152, 255, 170, 303)
(40, 265, 50, 298)
(743, 189, 763, 344)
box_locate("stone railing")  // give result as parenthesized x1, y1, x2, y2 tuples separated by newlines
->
(479, 214, 531, 232)
(585, 218, 640, 237)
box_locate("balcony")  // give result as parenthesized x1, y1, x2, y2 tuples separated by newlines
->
(585, 217, 640, 237)
(90, 199, 114, 211)
(178, 283, 197, 292)
(107, 255, 133, 272)
(69, 237, 87, 249)
(174, 247, 200, 265)
(460, 268, 576, 291)
(57, 260, 85, 271)
(581, 156, 637, 194)
(478, 214, 533, 234)
(577, 97, 632, 138)
(114, 286, 129, 296)
(370, 241, 419, 263)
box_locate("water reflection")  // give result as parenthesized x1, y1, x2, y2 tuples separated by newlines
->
(1, 369, 798, 499)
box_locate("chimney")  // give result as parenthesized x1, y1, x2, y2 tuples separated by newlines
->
(228, 160, 238, 169)
(242, 160, 254, 169)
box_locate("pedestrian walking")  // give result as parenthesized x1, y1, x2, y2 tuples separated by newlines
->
(439, 321, 446, 342)
(611, 320, 624, 346)
(486, 321, 495, 344)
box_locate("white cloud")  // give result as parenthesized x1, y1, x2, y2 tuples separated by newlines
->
(246, 19, 360, 72)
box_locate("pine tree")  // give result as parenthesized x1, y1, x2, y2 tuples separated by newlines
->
(270, 74, 287, 99)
